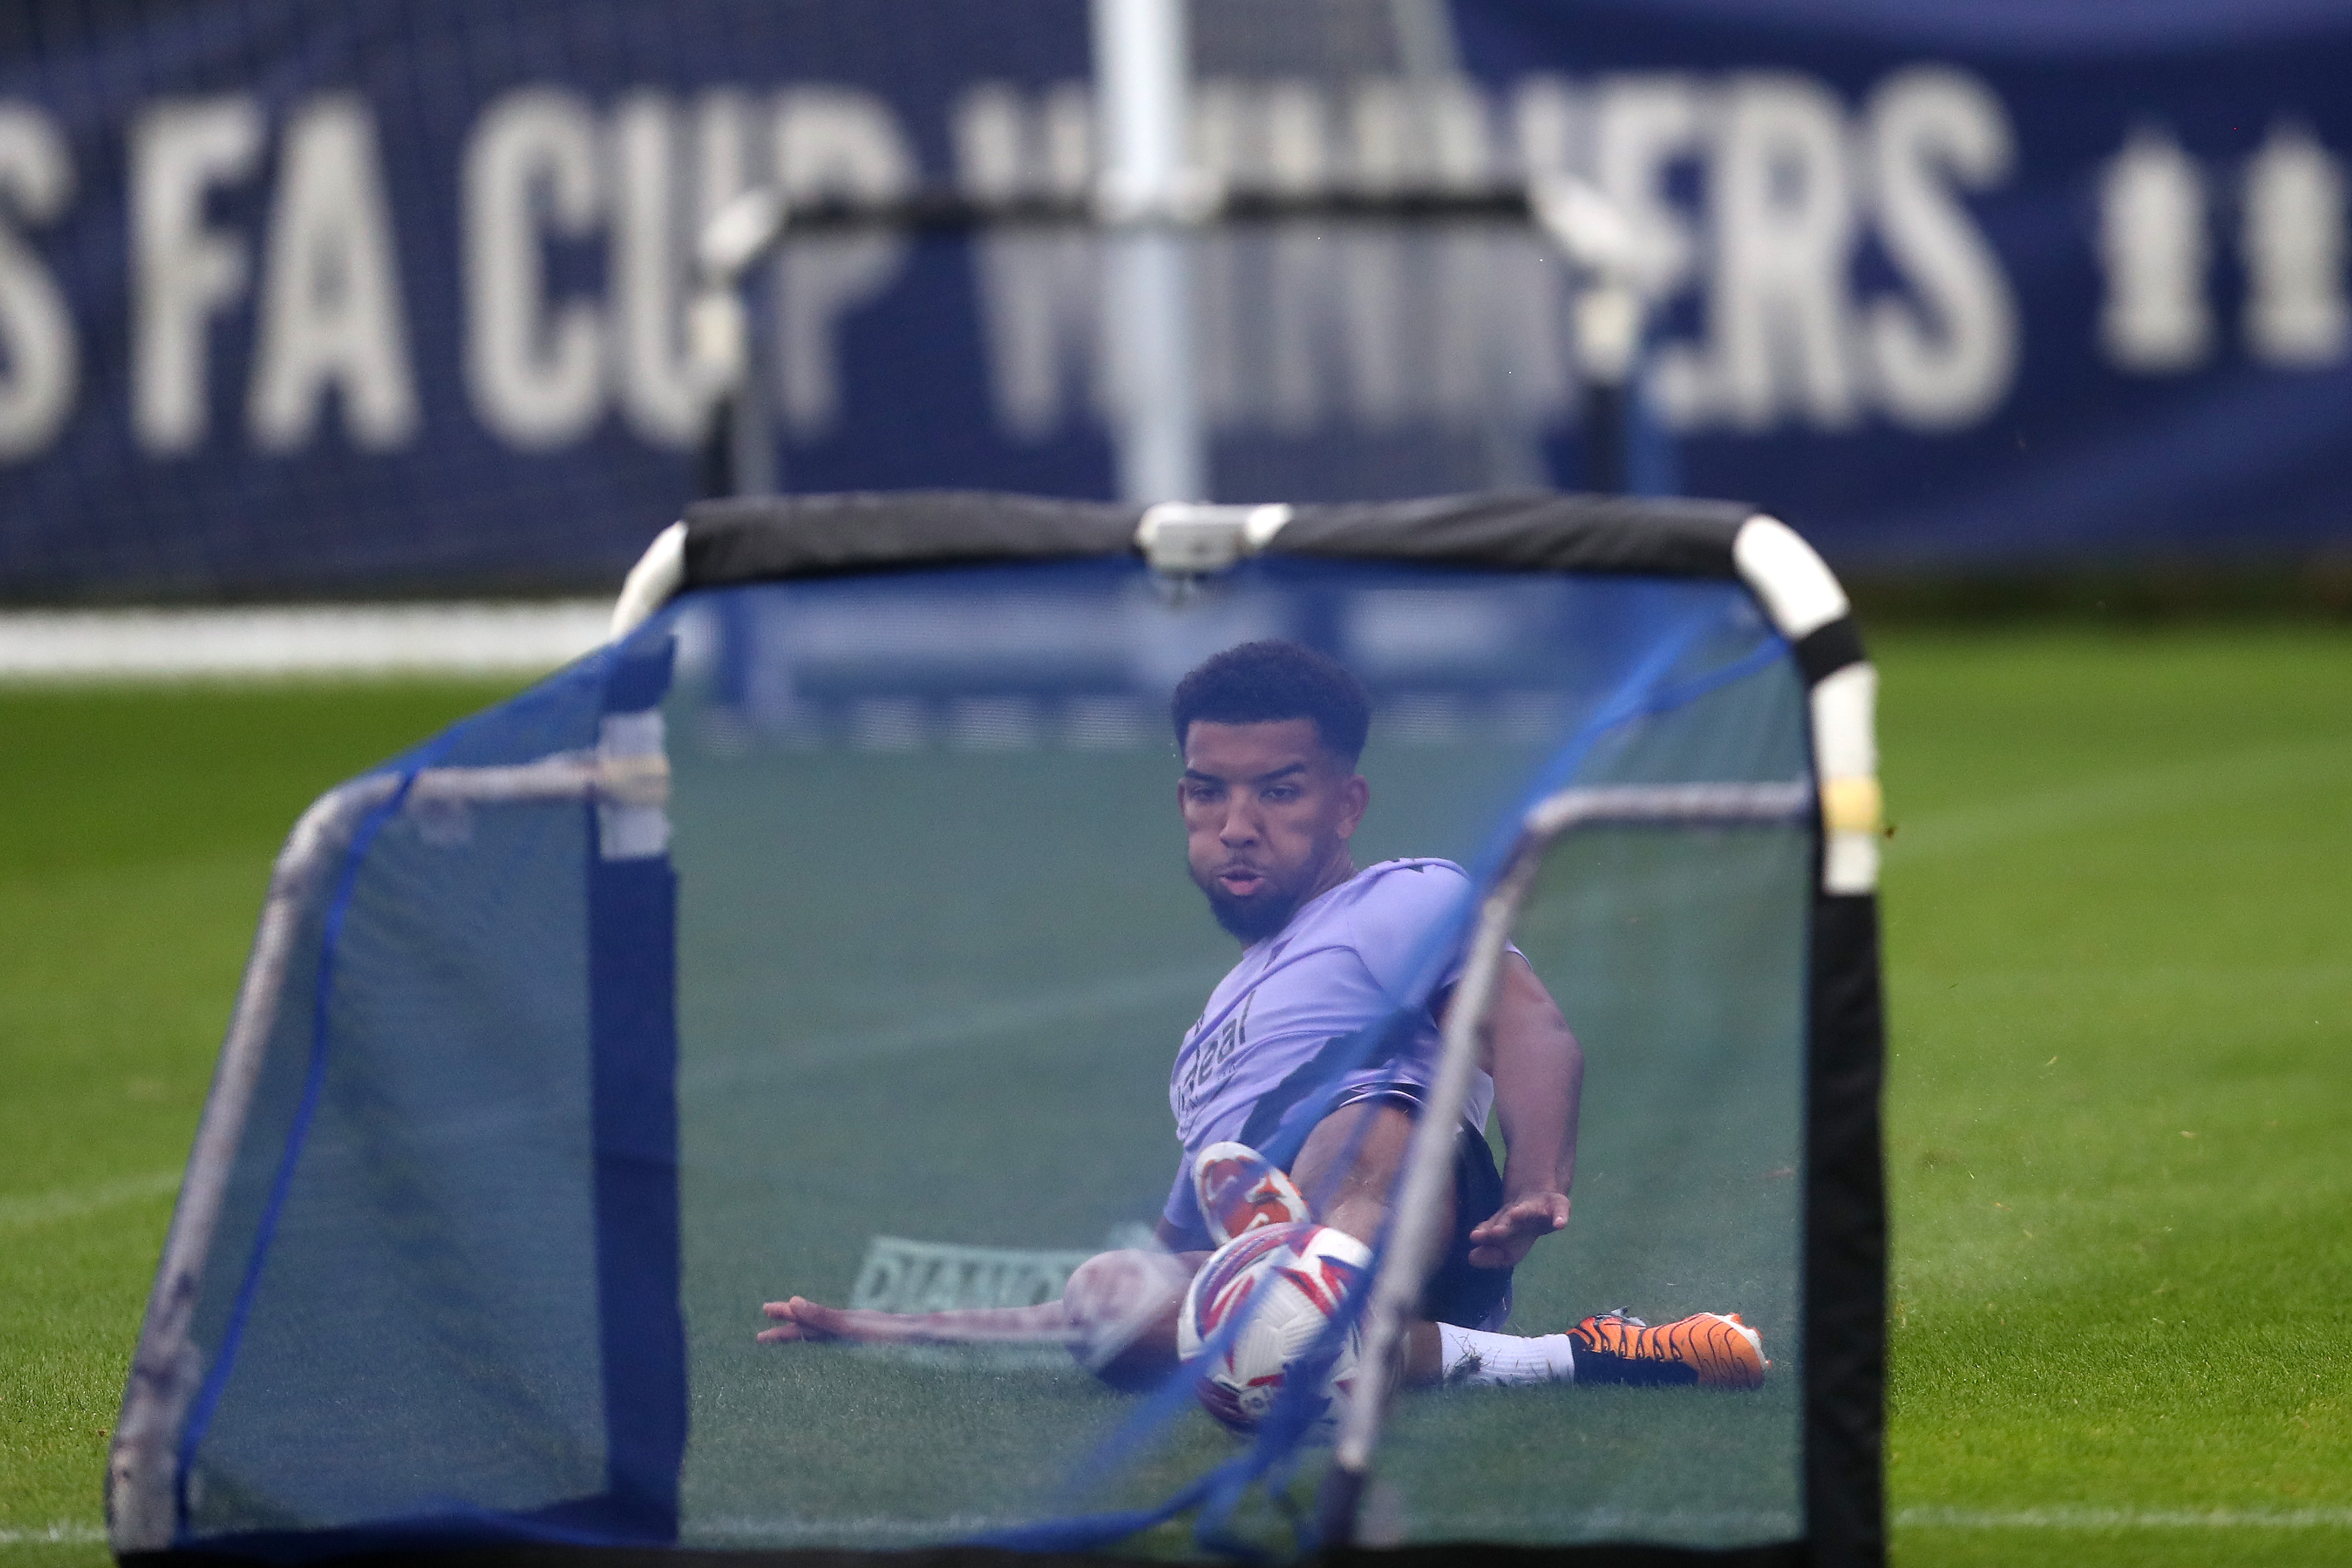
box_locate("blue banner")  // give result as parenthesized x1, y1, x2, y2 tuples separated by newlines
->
(1457, 0, 2352, 564)
(1, 0, 2347, 594)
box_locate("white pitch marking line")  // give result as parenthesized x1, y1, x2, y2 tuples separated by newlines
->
(0, 1169, 180, 1232)
(1897, 1506, 2352, 1529)
(0, 1523, 107, 1545)
(0, 601, 611, 682)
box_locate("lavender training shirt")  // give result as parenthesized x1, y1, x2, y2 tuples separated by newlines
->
(1160, 858, 1497, 1247)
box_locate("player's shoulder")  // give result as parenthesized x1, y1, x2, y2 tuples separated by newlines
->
(1356, 856, 1470, 887)
(1338, 858, 1472, 917)
(1315, 860, 1474, 982)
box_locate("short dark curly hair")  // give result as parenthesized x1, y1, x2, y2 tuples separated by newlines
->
(1170, 640, 1371, 765)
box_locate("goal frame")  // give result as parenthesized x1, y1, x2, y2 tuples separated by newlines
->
(113, 489, 1885, 1568)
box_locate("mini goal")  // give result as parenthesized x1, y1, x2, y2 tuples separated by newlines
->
(112, 490, 1886, 1568)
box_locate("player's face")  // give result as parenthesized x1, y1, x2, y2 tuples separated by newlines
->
(1179, 718, 1369, 942)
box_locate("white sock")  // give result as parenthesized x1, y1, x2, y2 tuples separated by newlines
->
(1436, 1323, 1576, 1386)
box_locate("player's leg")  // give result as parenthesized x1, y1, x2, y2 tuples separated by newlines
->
(1288, 1097, 1479, 1385)
(1289, 1097, 1436, 1251)
(1410, 1106, 1578, 1383)
(1290, 1093, 1579, 1387)
(1286, 1104, 1767, 1388)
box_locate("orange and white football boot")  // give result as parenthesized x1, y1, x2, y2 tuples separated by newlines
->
(1192, 1140, 1311, 1246)
(1566, 1308, 1769, 1389)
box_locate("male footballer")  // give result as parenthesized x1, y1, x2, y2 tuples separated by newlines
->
(760, 640, 1766, 1392)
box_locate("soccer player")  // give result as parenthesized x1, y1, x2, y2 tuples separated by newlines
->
(760, 640, 1766, 1392)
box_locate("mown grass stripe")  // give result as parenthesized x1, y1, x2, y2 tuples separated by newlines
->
(1887, 737, 2352, 865)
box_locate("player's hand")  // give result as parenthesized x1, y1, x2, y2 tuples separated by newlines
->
(758, 1296, 932, 1343)
(757, 1296, 858, 1343)
(1466, 1192, 1570, 1268)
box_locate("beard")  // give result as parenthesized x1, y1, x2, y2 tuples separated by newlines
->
(1193, 866, 1304, 943)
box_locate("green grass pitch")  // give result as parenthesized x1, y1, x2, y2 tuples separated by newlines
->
(1, 624, 2346, 1565)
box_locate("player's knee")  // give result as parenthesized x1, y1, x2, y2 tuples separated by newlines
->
(1295, 1101, 1452, 1249)
(1064, 1248, 1189, 1390)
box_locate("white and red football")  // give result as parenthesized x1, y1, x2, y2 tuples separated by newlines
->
(1177, 1220, 1371, 1435)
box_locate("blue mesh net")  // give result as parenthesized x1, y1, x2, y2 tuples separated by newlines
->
(158, 550, 1813, 1560)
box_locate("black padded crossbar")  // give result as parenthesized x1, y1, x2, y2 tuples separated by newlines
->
(683, 492, 1140, 584)
(677, 491, 1756, 590)
(1269, 493, 1751, 577)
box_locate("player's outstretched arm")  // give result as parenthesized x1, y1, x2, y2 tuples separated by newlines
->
(1467, 953, 1582, 1269)
(759, 1247, 1201, 1389)
(758, 1296, 1077, 1345)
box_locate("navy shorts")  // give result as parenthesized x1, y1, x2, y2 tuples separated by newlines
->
(1312, 1083, 1515, 1332)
